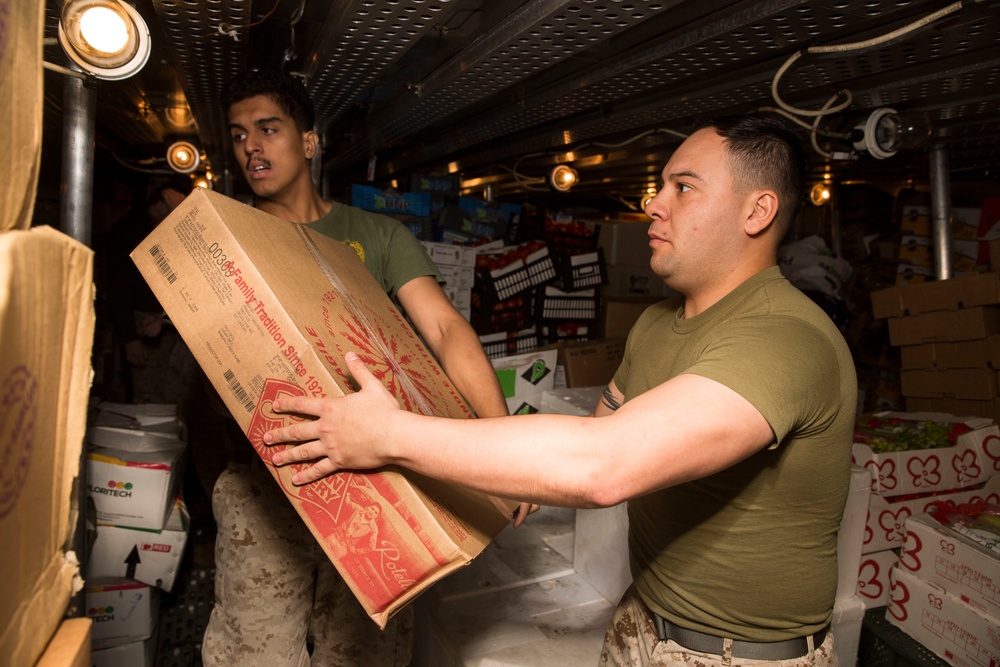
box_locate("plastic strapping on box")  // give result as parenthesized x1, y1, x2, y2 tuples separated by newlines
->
(294, 225, 436, 416)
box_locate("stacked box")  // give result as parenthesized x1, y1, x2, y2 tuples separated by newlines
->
(351, 184, 433, 240)
(490, 348, 558, 415)
(895, 203, 984, 283)
(421, 241, 475, 321)
(885, 510, 1000, 667)
(871, 274, 1000, 421)
(595, 219, 673, 299)
(475, 240, 557, 304)
(478, 328, 543, 360)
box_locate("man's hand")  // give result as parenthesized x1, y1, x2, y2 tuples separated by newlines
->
(264, 352, 401, 484)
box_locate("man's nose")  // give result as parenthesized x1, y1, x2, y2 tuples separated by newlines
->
(644, 191, 666, 219)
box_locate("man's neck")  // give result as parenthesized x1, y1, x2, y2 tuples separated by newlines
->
(256, 184, 330, 224)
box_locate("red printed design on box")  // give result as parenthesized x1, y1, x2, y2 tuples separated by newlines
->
(853, 412, 999, 498)
(858, 549, 897, 607)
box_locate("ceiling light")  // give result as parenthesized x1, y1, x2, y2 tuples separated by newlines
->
(166, 141, 200, 174)
(809, 183, 831, 206)
(550, 165, 579, 192)
(58, 0, 151, 81)
(853, 108, 932, 160)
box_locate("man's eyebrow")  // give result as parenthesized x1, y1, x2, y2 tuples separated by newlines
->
(666, 169, 705, 182)
(227, 116, 283, 131)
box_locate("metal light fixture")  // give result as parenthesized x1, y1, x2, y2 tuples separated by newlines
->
(809, 183, 831, 206)
(550, 164, 579, 192)
(853, 108, 932, 160)
(166, 141, 201, 174)
(58, 0, 151, 81)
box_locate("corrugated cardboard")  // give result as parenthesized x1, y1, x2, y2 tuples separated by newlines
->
(857, 548, 896, 607)
(872, 273, 1000, 319)
(0, 226, 94, 666)
(35, 618, 92, 667)
(901, 336, 1000, 371)
(900, 368, 999, 400)
(887, 307, 1000, 347)
(555, 337, 625, 389)
(0, 0, 43, 232)
(887, 566, 1000, 667)
(491, 348, 559, 414)
(131, 188, 514, 627)
(85, 579, 159, 651)
(901, 512, 1000, 620)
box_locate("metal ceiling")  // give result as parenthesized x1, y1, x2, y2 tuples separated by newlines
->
(42, 0, 1000, 212)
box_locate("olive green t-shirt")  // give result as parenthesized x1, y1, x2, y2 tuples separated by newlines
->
(307, 200, 440, 297)
(614, 266, 857, 642)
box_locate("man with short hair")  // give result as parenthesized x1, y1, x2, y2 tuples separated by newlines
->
(202, 69, 522, 667)
(264, 112, 857, 667)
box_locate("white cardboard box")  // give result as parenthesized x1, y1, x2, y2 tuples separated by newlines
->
(887, 566, 1000, 667)
(832, 595, 866, 667)
(491, 348, 558, 415)
(838, 466, 873, 600)
(91, 635, 156, 667)
(863, 476, 1000, 554)
(86, 579, 158, 650)
(900, 512, 1000, 620)
(86, 429, 186, 531)
(853, 412, 999, 498)
(87, 498, 189, 592)
(858, 549, 897, 608)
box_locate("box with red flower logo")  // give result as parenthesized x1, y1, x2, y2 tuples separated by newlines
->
(853, 412, 1000, 498)
(863, 476, 1000, 554)
(131, 188, 517, 629)
(887, 564, 1000, 667)
(899, 510, 1000, 620)
(857, 548, 897, 607)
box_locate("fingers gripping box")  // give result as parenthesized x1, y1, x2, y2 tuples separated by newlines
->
(131, 189, 515, 628)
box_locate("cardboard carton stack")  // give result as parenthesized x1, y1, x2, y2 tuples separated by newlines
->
(885, 508, 1000, 667)
(853, 412, 1000, 611)
(894, 202, 982, 285)
(84, 402, 190, 664)
(131, 188, 516, 628)
(595, 218, 673, 299)
(871, 272, 1000, 421)
(421, 241, 476, 321)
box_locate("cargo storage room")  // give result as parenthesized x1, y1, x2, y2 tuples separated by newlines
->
(5, 1, 1000, 666)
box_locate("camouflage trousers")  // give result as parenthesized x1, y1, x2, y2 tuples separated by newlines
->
(202, 463, 414, 667)
(599, 587, 838, 667)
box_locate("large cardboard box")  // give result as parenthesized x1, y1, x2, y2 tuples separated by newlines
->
(85, 579, 159, 651)
(858, 549, 897, 607)
(900, 512, 1000, 621)
(0, 227, 94, 666)
(35, 618, 92, 667)
(556, 337, 625, 389)
(901, 336, 1000, 371)
(131, 188, 514, 627)
(491, 348, 559, 414)
(602, 296, 661, 340)
(87, 498, 190, 592)
(863, 477, 1000, 554)
(852, 412, 1000, 498)
(872, 273, 1000, 319)
(887, 566, 1000, 667)
(887, 307, 1000, 347)
(838, 466, 873, 600)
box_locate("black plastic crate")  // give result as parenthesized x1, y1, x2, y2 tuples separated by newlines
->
(552, 248, 607, 292)
(479, 328, 543, 359)
(476, 241, 557, 303)
(536, 285, 600, 322)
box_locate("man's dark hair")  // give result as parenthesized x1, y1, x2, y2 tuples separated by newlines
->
(704, 112, 807, 237)
(221, 69, 315, 132)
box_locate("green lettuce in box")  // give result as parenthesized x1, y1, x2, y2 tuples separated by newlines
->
(852, 411, 1000, 498)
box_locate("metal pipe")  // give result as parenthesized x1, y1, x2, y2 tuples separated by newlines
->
(60, 75, 96, 246)
(929, 143, 954, 281)
(59, 72, 96, 621)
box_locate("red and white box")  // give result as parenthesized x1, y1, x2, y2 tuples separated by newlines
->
(86, 579, 158, 650)
(853, 412, 1000, 498)
(863, 477, 1000, 554)
(858, 549, 898, 608)
(132, 188, 516, 628)
(900, 512, 1000, 620)
(887, 566, 1000, 667)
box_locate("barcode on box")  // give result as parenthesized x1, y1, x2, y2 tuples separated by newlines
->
(224, 368, 255, 412)
(149, 244, 177, 284)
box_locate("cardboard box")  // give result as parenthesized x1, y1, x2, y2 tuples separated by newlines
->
(556, 338, 624, 389)
(604, 263, 673, 299)
(602, 296, 661, 340)
(85, 580, 158, 651)
(87, 498, 189, 592)
(491, 348, 559, 415)
(86, 429, 186, 531)
(831, 595, 866, 667)
(90, 635, 156, 667)
(887, 566, 1000, 667)
(0, 227, 94, 666)
(900, 512, 1000, 620)
(858, 549, 897, 607)
(90, 402, 184, 435)
(901, 336, 1000, 371)
(872, 273, 1000, 319)
(852, 412, 1000, 498)
(420, 241, 476, 269)
(907, 397, 1000, 425)
(863, 477, 1000, 554)
(131, 188, 513, 628)
(887, 307, 1000, 347)
(35, 618, 92, 667)
(596, 220, 651, 267)
(901, 368, 999, 400)
(838, 467, 873, 599)
(0, 0, 43, 232)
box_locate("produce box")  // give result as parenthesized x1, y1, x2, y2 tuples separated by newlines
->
(887, 566, 1000, 667)
(131, 188, 515, 628)
(863, 477, 1000, 554)
(491, 348, 558, 415)
(853, 412, 1000, 498)
(86, 579, 158, 650)
(858, 549, 897, 607)
(900, 510, 1000, 620)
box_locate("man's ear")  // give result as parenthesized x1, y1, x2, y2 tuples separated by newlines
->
(745, 190, 778, 235)
(304, 130, 319, 159)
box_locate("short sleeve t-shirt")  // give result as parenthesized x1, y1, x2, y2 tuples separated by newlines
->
(613, 266, 857, 642)
(307, 200, 440, 298)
